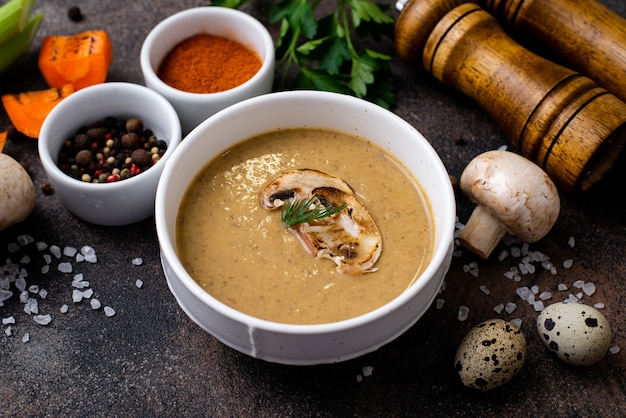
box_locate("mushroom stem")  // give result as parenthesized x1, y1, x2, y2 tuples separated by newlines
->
(458, 204, 506, 260)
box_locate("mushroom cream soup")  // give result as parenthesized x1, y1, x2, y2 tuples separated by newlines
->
(176, 128, 434, 324)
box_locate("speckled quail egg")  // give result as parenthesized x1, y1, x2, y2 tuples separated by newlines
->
(536, 302, 612, 366)
(454, 319, 526, 391)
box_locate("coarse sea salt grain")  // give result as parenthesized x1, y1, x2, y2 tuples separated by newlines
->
(582, 282, 596, 296)
(558, 283, 568, 291)
(17, 234, 34, 246)
(50, 245, 62, 259)
(573, 280, 584, 289)
(8, 243, 19, 253)
(24, 298, 38, 315)
(90, 298, 101, 310)
(458, 306, 469, 321)
(5, 326, 11, 336)
(563, 259, 574, 269)
(516, 287, 530, 301)
(60, 304, 68, 313)
(568, 236, 575, 248)
(505, 302, 517, 314)
(510, 318, 522, 328)
(58, 262, 73, 273)
(63, 246, 78, 257)
(33, 314, 52, 325)
(539, 291, 552, 301)
(72, 289, 83, 303)
(2, 316, 15, 325)
(363, 366, 373, 377)
(22, 333, 29, 343)
(135, 279, 143, 289)
(436, 298, 445, 309)
(479, 285, 490, 295)
(494, 304, 504, 314)
(132, 258, 143, 266)
(594, 302, 605, 309)
(104, 306, 116, 317)
(609, 346, 620, 355)
(72, 280, 89, 289)
(533, 301, 545, 311)
(81, 245, 95, 256)
(36, 242, 47, 251)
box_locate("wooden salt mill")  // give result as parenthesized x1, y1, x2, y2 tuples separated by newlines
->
(395, 0, 626, 196)
(480, 0, 626, 103)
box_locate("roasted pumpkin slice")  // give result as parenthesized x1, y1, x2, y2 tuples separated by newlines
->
(38, 30, 113, 90)
(1, 84, 74, 138)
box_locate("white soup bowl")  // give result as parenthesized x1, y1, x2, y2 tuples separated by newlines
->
(155, 90, 455, 365)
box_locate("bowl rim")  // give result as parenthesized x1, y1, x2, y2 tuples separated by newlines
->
(139, 6, 275, 102)
(38, 81, 182, 192)
(155, 90, 456, 334)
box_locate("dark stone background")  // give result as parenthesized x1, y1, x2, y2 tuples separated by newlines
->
(1, 1, 625, 416)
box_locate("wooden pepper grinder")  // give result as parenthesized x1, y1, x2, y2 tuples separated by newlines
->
(480, 0, 626, 103)
(395, 0, 626, 196)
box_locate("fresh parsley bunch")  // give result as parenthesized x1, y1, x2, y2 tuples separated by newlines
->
(210, 0, 396, 109)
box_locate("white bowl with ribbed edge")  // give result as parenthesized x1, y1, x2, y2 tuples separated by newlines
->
(155, 90, 455, 365)
(39, 82, 182, 226)
(140, 6, 275, 135)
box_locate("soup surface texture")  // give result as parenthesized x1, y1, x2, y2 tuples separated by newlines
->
(176, 128, 434, 324)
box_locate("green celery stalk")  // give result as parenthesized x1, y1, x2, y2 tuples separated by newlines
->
(0, 0, 37, 45)
(0, 11, 42, 73)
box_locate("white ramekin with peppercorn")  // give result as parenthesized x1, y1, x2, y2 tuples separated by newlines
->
(39, 82, 182, 226)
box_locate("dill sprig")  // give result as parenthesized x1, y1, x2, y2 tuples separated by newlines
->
(281, 196, 347, 228)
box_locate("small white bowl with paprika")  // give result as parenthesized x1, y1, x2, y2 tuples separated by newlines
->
(38, 82, 182, 226)
(140, 7, 275, 135)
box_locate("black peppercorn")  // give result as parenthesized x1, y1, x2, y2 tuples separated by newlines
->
(86, 127, 104, 141)
(75, 149, 93, 166)
(57, 116, 167, 183)
(126, 118, 144, 133)
(131, 148, 151, 167)
(68, 6, 84, 22)
(121, 132, 139, 148)
(74, 133, 91, 150)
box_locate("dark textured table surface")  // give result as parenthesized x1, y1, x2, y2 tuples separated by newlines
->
(1, 1, 625, 416)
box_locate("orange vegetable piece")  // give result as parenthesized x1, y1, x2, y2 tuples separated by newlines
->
(0, 131, 7, 152)
(1, 84, 74, 138)
(38, 30, 113, 90)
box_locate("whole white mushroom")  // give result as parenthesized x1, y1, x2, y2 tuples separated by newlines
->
(0, 153, 36, 230)
(458, 150, 560, 259)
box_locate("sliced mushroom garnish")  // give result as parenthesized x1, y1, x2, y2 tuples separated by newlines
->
(260, 169, 355, 210)
(260, 169, 382, 275)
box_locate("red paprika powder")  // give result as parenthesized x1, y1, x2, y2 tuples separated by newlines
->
(157, 33, 262, 94)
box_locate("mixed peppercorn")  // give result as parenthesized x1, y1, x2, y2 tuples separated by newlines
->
(57, 116, 167, 183)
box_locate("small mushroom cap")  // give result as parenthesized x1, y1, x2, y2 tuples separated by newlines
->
(460, 150, 560, 243)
